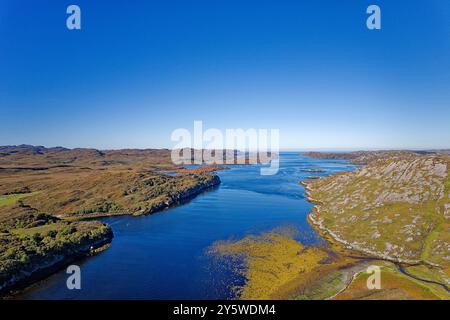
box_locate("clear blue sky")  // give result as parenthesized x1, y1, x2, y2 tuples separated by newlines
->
(1, 0, 449, 150)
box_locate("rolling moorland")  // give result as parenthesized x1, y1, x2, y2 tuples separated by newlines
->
(0, 145, 222, 294)
(1, 146, 449, 299)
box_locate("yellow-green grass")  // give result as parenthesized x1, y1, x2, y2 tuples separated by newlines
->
(402, 264, 450, 292)
(9, 223, 64, 237)
(0, 193, 39, 207)
(295, 271, 345, 300)
(210, 228, 329, 299)
(307, 156, 449, 267)
(334, 264, 449, 300)
(0, 169, 218, 218)
(422, 223, 445, 261)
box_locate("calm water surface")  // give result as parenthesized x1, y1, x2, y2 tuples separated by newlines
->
(16, 153, 353, 299)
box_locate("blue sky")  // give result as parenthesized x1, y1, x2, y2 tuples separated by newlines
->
(1, 0, 449, 150)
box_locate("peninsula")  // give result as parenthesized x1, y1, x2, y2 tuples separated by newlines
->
(303, 150, 450, 298)
(0, 145, 222, 294)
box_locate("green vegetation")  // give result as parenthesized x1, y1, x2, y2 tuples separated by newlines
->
(0, 193, 38, 207)
(209, 227, 332, 299)
(333, 263, 449, 300)
(304, 154, 450, 294)
(74, 201, 123, 215)
(0, 207, 112, 293)
(0, 146, 221, 218)
(0, 145, 222, 295)
(0, 170, 219, 218)
(295, 271, 345, 300)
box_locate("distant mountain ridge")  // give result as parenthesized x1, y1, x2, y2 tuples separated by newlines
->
(303, 150, 448, 165)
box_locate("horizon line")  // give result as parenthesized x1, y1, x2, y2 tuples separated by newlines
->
(1, 144, 449, 153)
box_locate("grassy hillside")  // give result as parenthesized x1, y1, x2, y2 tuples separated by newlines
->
(0, 205, 112, 293)
(0, 169, 220, 218)
(0, 145, 222, 295)
(0, 146, 221, 219)
(333, 263, 446, 300)
(0, 145, 175, 170)
(305, 155, 450, 287)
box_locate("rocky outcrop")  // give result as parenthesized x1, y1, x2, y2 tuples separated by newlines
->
(143, 174, 221, 215)
(303, 154, 450, 285)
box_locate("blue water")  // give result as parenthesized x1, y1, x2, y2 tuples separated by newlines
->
(16, 153, 352, 300)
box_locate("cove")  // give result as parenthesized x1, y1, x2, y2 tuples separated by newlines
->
(13, 152, 353, 300)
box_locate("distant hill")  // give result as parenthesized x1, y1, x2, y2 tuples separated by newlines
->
(0, 145, 223, 219)
(0, 145, 261, 168)
(303, 150, 443, 165)
(0, 145, 174, 170)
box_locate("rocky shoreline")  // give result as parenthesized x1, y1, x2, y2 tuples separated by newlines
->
(0, 227, 113, 296)
(144, 174, 221, 215)
(301, 155, 450, 269)
(0, 145, 225, 298)
(299, 152, 450, 298)
(68, 174, 222, 219)
(303, 181, 421, 265)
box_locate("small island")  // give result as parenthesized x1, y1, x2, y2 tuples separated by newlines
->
(301, 168, 326, 173)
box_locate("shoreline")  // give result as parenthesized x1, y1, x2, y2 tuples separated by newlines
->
(65, 175, 221, 220)
(303, 179, 422, 265)
(301, 177, 450, 296)
(2, 176, 221, 298)
(1, 231, 113, 298)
